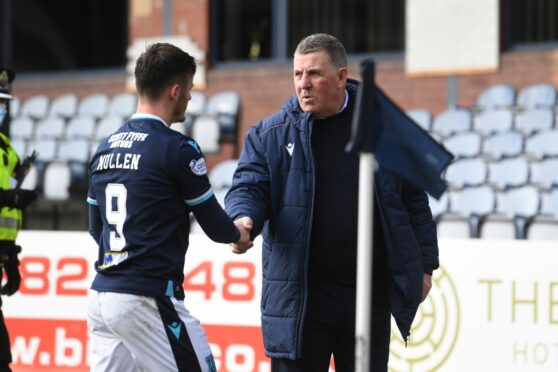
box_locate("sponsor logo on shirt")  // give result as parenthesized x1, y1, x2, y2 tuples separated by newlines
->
(190, 157, 207, 176)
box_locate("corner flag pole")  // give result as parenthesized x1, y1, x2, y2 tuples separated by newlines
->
(346, 59, 377, 372)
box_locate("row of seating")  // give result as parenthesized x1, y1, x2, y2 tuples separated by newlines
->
(445, 157, 558, 191)
(429, 186, 558, 240)
(409, 106, 558, 139)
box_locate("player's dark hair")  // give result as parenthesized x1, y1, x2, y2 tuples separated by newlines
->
(135, 43, 197, 100)
(294, 33, 347, 69)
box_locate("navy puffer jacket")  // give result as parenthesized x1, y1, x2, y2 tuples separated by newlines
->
(225, 80, 439, 359)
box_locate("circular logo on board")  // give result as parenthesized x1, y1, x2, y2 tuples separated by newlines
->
(389, 266, 460, 372)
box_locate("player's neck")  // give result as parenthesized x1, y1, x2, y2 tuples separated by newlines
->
(136, 101, 171, 126)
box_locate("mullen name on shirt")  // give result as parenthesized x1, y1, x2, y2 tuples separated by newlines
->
(97, 153, 141, 171)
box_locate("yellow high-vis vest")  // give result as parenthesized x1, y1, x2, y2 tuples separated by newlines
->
(0, 132, 21, 241)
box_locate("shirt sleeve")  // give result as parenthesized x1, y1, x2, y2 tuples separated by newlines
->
(176, 138, 214, 206)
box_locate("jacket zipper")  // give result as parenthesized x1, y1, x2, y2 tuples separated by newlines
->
(296, 116, 315, 357)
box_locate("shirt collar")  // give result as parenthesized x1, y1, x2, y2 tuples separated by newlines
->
(337, 90, 349, 114)
(130, 113, 168, 126)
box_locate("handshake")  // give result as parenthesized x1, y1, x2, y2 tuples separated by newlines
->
(232, 216, 254, 254)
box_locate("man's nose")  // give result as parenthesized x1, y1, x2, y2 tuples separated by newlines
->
(299, 75, 311, 90)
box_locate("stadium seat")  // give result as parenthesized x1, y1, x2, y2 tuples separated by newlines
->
(514, 108, 554, 136)
(406, 109, 432, 131)
(473, 108, 513, 136)
(10, 139, 25, 158)
(443, 132, 481, 159)
(9, 97, 20, 118)
(57, 139, 90, 182)
(525, 129, 558, 160)
(95, 116, 122, 141)
(487, 157, 529, 190)
(48, 94, 78, 119)
(10, 117, 34, 140)
(43, 162, 72, 201)
(482, 131, 523, 160)
(28, 138, 58, 165)
(77, 93, 109, 119)
(444, 157, 487, 189)
(207, 91, 240, 141)
(436, 213, 471, 239)
(184, 91, 207, 133)
(213, 188, 228, 208)
(517, 83, 557, 109)
(108, 92, 137, 118)
(21, 95, 49, 120)
(191, 115, 220, 153)
(541, 189, 558, 218)
(449, 185, 495, 237)
(526, 215, 558, 240)
(209, 159, 239, 190)
(432, 108, 472, 137)
(427, 192, 449, 219)
(170, 122, 187, 135)
(475, 84, 516, 110)
(530, 159, 558, 190)
(34, 117, 66, 139)
(20, 164, 38, 190)
(483, 185, 541, 239)
(65, 115, 96, 139)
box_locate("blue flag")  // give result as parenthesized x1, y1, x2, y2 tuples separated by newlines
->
(347, 60, 454, 199)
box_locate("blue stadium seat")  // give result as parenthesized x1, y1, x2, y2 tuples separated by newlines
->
(450, 185, 496, 237)
(482, 130, 523, 160)
(530, 158, 558, 190)
(406, 109, 432, 131)
(482, 185, 541, 239)
(525, 129, 558, 160)
(34, 117, 66, 139)
(517, 83, 557, 109)
(473, 108, 513, 136)
(432, 108, 472, 137)
(514, 108, 554, 136)
(77, 93, 109, 119)
(209, 159, 239, 190)
(443, 132, 481, 159)
(21, 95, 49, 121)
(444, 157, 487, 189)
(487, 157, 529, 190)
(10, 116, 34, 140)
(207, 91, 240, 141)
(48, 94, 78, 119)
(475, 84, 516, 110)
(108, 92, 137, 119)
(65, 115, 96, 139)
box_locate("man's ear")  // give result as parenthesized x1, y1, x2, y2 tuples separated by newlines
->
(169, 83, 181, 101)
(338, 67, 348, 88)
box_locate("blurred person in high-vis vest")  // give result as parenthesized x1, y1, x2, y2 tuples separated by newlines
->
(0, 67, 38, 372)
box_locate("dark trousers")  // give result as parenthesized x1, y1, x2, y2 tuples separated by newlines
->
(0, 305, 12, 372)
(271, 277, 391, 372)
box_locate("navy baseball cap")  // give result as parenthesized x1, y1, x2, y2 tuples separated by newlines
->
(0, 67, 15, 100)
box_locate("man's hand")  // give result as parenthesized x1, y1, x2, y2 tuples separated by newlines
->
(231, 217, 254, 254)
(0, 245, 21, 296)
(0, 189, 38, 209)
(421, 273, 432, 302)
(1, 263, 20, 296)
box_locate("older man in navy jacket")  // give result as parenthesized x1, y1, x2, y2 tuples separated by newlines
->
(226, 33, 438, 372)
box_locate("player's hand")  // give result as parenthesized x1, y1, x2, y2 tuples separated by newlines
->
(232, 217, 254, 254)
(421, 273, 432, 302)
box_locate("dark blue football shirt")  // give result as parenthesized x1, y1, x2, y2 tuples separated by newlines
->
(87, 114, 215, 300)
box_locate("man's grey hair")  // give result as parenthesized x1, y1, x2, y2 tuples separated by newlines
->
(294, 33, 347, 69)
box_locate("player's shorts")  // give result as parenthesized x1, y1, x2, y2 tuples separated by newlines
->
(87, 290, 217, 372)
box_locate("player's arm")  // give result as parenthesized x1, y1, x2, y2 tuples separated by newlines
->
(177, 139, 245, 244)
(87, 197, 102, 245)
(190, 195, 240, 243)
